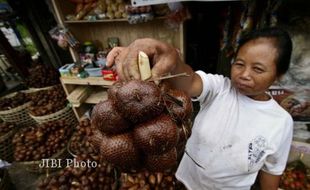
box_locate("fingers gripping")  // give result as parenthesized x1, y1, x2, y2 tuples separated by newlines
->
(106, 47, 124, 67)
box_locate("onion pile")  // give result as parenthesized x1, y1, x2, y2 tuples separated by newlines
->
(89, 80, 193, 172)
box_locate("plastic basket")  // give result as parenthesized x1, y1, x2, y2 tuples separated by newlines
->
(29, 105, 77, 125)
(85, 66, 102, 77)
(0, 91, 37, 127)
(0, 128, 17, 162)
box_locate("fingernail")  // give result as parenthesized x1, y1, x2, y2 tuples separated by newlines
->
(154, 80, 160, 85)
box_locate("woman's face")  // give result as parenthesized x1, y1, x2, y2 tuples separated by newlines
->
(231, 38, 278, 101)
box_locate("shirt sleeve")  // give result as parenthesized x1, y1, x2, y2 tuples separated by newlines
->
(192, 71, 231, 106)
(261, 116, 294, 175)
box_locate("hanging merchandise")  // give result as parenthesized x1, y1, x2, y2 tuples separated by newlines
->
(257, 0, 271, 28)
(217, 6, 234, 77)
(269, 0, 282, 27)
(220, 6, 231, 51)
(165, 2, 190, 30)
(270, 18, 310, 122)
(257, 0, 283, 28)
(232, 0, 255, 52)
(49, 26, 80, 50)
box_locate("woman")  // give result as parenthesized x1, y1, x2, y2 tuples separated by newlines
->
(106, 27, 293, 190)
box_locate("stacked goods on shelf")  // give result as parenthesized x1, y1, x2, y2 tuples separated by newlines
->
(65, 0, 131, 21)
(28, 85, 77, 125)
(12, 120, 73, 173)
(0, 122, 16, 162)
(64, 0, 173, 23)
(25, 64, 60, 89)
(89, 80, 192, 173)
(36, 154, 117, 190)
(0, 91, 36, 126)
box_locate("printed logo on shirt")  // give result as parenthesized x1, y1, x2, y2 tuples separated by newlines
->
(248, 136, 266, 171)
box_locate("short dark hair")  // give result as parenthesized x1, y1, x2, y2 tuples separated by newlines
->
(236, 27, 292, 77)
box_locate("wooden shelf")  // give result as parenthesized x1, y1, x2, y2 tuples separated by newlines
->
(68, 87, 108, 107)
(60, 76, 114, 86)
(52, 0, 184, 121)
(64, 17, 166, 24)
(84, 89, 108, 104)
(65, 18, 128, 23)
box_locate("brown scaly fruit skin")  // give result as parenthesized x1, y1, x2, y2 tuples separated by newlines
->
(87, 129, 104, 151)
(133, 114, 179, 155)
(166, 89, 193, 122)
(100, 131, 141, 170)
(114, 80, 165, 124)
(107, 81, 124, 101)
(145, 147, 177, 172)
(158, 81, 172, 94)
(91, 99, 130, 134)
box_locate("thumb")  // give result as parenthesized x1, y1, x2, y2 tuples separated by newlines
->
(151, 69, 161, 85)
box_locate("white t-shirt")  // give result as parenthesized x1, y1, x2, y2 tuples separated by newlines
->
(176, 71, 293, 190)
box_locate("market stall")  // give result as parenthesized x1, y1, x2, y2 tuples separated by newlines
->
(0, 0, 309, 189)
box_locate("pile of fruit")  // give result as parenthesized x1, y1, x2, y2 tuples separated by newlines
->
(0, 122, 14, 136)
(280, 161, 310, 190)
(0, 92, 31, 111)
(28, 85, 67, 116)
(89, 80, 192, 172)
(69, 118, 98, 157)
(37, 154, 117, 190)
(120, 170, 186, 190)
(12, 120, 72, 161)
(25, 64, 60, 88)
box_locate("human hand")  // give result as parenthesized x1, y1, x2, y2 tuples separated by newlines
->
(106, 38, 181, 81)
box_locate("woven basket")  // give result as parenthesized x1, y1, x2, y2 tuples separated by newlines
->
(0, 169, 11, 190)
(67, 134, 78, 158)
(0, 129, 17, 162)
(28, 84, 58, 91)
(29, 105, 77, 125)
(0, 91, 37, 127)
(16, 146, 73, 174)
